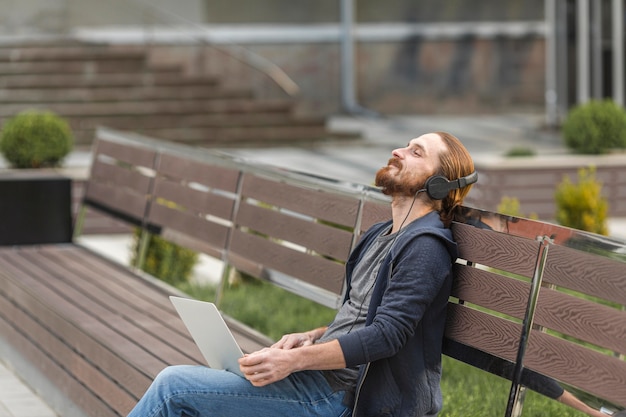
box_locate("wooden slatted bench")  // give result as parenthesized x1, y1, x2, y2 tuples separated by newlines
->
(0, 127, 624, 417)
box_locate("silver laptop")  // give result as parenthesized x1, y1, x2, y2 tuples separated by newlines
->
(169, 296, 244, 377)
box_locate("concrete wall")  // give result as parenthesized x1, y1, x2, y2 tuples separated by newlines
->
(466, 156, 626, 219)
(0, 0, 206, 33)
(138, 33, 546, 116)
(0, 0, 545, 30)
(0, 0, 548, 116)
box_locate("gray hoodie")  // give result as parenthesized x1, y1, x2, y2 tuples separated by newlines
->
(337, 211, 457, 417)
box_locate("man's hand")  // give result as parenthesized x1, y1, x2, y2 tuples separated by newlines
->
(272, 333, 314, 349)
(272, 327, 327, 350)
(239, 348, 295, 387)
(238, 332, 345, 388)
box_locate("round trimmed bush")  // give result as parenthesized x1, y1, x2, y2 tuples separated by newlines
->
(562, 99, 626, 154)
(0, 110, 74, 168)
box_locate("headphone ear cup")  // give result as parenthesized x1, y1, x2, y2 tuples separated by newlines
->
(424, 175, 452, 200)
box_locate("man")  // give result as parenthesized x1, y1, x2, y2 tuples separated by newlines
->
(128, 131, 476, 417)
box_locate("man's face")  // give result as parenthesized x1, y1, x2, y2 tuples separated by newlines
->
(375, 133, 447, 196)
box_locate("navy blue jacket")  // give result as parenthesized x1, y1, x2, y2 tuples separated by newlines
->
(337, 211, 457, 417)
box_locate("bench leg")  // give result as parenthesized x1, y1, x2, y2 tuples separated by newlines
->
(133, 231, 151, 271)
(73, 205, 88, 240)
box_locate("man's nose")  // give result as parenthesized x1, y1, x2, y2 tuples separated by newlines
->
(391, 148, 405, 158)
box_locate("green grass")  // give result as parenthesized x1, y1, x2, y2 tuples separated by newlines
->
(440, 357, 586, 417)
(177, 280, 589, 416)
(178, 279, 336, 341)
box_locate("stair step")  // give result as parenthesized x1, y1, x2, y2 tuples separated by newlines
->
(0, 46, 148, 62)
(65, 112, 320, 130)
(0, 99, 294, 118)
(0, 60, 181, 76)
(0, 86, 253, 103)
(0, 73, 219, 88)
(71, 125, 332, 145)
(0, 41, 361, 146)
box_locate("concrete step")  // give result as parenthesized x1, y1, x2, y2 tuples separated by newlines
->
(0, 98, 294, 117)
(65, 112, 313, 130)
(0, 45, 147, 62)
(0, 85, 253, 103)
(91, 125, 334, 145)
(0, 60, 181, 76)
(0, 40, 354, 147)
(0, 72, 219, 88)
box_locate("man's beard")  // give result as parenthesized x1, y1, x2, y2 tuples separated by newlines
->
(375, 158, 428, 196)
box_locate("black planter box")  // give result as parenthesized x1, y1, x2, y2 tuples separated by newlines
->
(0, 171, 72, 245)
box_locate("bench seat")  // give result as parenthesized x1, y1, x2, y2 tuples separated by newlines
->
(0, 244, 268, 417)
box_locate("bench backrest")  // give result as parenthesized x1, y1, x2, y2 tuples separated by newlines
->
(449, 208, 626, 412)
(77, 128, 626, 414)
(226, 171, 363, 308)
(531, 233, 626, 407)
(79, 135, 157, 230)
(147, 151, 241, 259)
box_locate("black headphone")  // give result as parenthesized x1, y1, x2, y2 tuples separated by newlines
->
(423, 171, 478, 200)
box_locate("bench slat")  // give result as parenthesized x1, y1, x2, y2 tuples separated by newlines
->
(157, 153, 240, 192)
(543, 245, 626, 305)
(152, 177, 237, 219)
(360, 197, 391, 234)
(85, 181, 151, 223)
(452, 264, 530, 319)
(235, 201, 354, 261)
(444, 303, 522, 363)
(89, 158, 154, 194)
(229, 229, 346, 295)
(525, 330, 626, 407)
(240, 173, 360, 228)
(535, 287, 626, 355)
(93, 138, 157, 168)
(148, 203, 231, 252)
(452, 221, 541, 278)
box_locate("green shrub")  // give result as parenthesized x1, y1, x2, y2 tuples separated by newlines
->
(497, 196, 523, 217)
(555, 166, 608, 235)
(504, 147, 536, 157)
(562, 99, 626, 154)
(0, 110, 74, 168)
(497, 196, 538, 219)
(131, 230, 198, 286)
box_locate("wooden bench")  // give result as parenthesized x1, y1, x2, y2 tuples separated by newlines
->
(0, 127, 624, 417)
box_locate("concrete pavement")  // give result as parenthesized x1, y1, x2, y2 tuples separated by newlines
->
(0, 361, 57, 417)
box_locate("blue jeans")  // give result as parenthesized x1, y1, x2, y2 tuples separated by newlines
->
(127, 365, 352, 417)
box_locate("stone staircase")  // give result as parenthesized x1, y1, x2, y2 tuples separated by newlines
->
(0, 41, 354, 146)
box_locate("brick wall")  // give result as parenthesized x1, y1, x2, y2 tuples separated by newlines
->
(466, 156, 626, 220)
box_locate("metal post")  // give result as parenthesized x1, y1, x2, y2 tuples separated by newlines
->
(591, 0, 603, 99)
(577, 0, 591, 104)
(339, 0, 378, 116)
(340, 0, 357, 113)
(545, 0, 559, 127)
(613, 0, 625, 106)
(557, 0, 570, 118)
(504, 236, 552, 417)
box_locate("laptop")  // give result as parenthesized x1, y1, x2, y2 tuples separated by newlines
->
(169, 296, 244, 377)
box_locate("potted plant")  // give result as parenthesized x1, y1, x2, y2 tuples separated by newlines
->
(0, 110, 74, 245)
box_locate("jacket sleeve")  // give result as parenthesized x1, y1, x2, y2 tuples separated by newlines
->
(338, 233, 453, 367)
